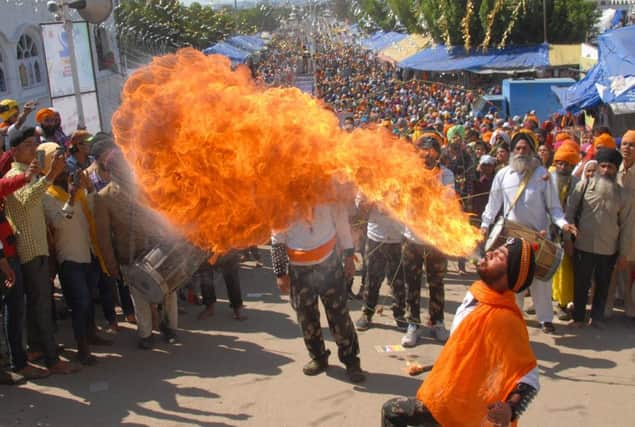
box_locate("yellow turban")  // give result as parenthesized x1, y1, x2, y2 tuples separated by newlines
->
(594, 133, 616, 150)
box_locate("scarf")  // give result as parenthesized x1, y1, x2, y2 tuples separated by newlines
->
(47, 185, 109, 275)
(417, 280, 537, 427)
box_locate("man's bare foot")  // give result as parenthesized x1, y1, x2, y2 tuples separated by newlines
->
(198, 305, 215, 320)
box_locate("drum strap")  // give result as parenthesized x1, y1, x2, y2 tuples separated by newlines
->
(505, 167, 535, 219)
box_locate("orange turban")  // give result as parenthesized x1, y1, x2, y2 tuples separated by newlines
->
(555, 132, 571, 143)
(35, 108, 56, 124)
(553, 140, 580, 166)
(594, 133, 616, 150)
(482, 131, 493, 143)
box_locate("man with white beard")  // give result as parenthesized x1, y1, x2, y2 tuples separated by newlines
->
(481, 131, 578, 334)
(566, 148, 634, 329)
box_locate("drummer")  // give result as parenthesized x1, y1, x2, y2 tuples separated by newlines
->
(480, 131, 577, 334)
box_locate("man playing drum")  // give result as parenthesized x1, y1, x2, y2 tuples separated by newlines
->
(481, 131, 577, 334)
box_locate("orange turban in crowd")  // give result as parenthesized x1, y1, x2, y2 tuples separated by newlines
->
(35, 108, 56, 124)
(555, 132, 571, 143)
(482, 131, 493, 143)
(553, 140, 580, 166)
(594, 133, 616, 150)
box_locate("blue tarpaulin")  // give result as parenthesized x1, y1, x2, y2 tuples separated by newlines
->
(203, 41, 251, 64)
(398, 43, 549, 73)
(555, 25, 635, 112)
(361, 31, 407, 51)
(226, 35, 265, 52)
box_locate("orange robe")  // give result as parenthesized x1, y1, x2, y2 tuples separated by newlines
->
(417, 281, 537, 427)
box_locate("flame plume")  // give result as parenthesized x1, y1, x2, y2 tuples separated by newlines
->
(112, 48, 481, 256)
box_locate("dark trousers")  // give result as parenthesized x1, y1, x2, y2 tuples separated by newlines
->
(22, 256, 58, 367)
(1, 257, 27, 370)
(362, 239, 404, 318)
(402, 241, 448, 324)
(573, 249, 617, 322)
(200, 253, 243, 309)
(117, 277, 135, 316)
(381, 397, 440, 427)
(59, 261, 96, 341)
(289, 251, 359, 365)
(92, 258, 116, 324)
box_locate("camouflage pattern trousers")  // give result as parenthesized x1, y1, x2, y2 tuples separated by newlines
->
(381, 397, 440, 427)
(362, 239, 404, 319)
(289, 251, 360, 365)
(401, 240, 448, 324)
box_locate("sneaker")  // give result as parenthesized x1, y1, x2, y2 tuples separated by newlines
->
(345, 359, 366, 383)
(355, 313, 372, 331)
(431, 322, 450, 343)
(401, 324, 420, 348)
(160, 324, 178, 344)
(138, 335, 154, 350)
(302, 349, 330, 376)
(541, 322, 556, 334)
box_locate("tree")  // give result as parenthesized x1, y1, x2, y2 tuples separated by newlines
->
(358, 0, 599, 48)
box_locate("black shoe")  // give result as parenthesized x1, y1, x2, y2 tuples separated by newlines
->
(138, 336, 154, 350)
(302, 350, 330, 376)
(355, 313, 371, 331)
(525, 304, 536, 315)
(0, 370, 26, 385)
(345, 359, 366, 383)
(160, 323, 178, 344)
(541, 322, 556, 334)
(395, 317, 408, 332)
(77, 352, 98, 366)
(556, 306, 572, 321)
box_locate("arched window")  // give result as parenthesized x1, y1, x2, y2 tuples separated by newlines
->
(0, 50, 7, 93)
(16, 34, 43, 88)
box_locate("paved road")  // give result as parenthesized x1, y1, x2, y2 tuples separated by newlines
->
(1, 252, 634, 426)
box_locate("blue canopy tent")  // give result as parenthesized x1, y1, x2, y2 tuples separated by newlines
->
(554, 25, 635, 113)
(398, 43, 549, 73)
(360, 31, 386, 49)
(367, 32, 407, 52)
(203, 41, 251, 65)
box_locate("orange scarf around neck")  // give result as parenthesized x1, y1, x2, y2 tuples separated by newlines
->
(417, 281, 537, 427)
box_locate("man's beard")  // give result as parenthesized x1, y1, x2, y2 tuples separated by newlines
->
(477, 265, 504, 286)
(41, 125, 57, 137)
(510, 153, 531, 173)
(555, 173, 571, 192)
(595, 175, 617, 198)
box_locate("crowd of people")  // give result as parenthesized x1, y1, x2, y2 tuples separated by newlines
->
(1, 25, 634, 427)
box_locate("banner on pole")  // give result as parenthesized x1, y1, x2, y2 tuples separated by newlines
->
(52, 92, 100, 134)
(42, 22, 95, 98)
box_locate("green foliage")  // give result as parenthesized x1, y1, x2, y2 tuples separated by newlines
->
(115, 0, 289, 51)
(356, 0, 599, 46)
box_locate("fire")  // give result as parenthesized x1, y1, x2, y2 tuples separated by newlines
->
(112, 48, 481, 256)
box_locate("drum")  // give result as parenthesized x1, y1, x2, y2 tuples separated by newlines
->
(485, 219, 563, 281)
(124, 240, 210, 304)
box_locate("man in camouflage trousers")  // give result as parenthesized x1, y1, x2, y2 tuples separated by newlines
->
(401, 131, 453, 347)
(271, 203, 364, 383)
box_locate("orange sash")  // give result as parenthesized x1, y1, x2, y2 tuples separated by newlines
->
(417, 281, 537, 427)
(286, 237, 336, 263)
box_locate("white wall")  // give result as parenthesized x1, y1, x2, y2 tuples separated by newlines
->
(0, 0, 123, 132)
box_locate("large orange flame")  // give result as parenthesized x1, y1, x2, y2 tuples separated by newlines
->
(112, 48, 481, 257)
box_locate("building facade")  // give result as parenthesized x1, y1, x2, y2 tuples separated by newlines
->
(0, 0, 124, 132)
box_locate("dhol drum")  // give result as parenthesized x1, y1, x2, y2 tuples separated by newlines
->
(485, 219, 563, 281)
(123, 240, 210, 304)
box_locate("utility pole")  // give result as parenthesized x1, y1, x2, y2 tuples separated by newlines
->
(543, 0, 548, 43)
